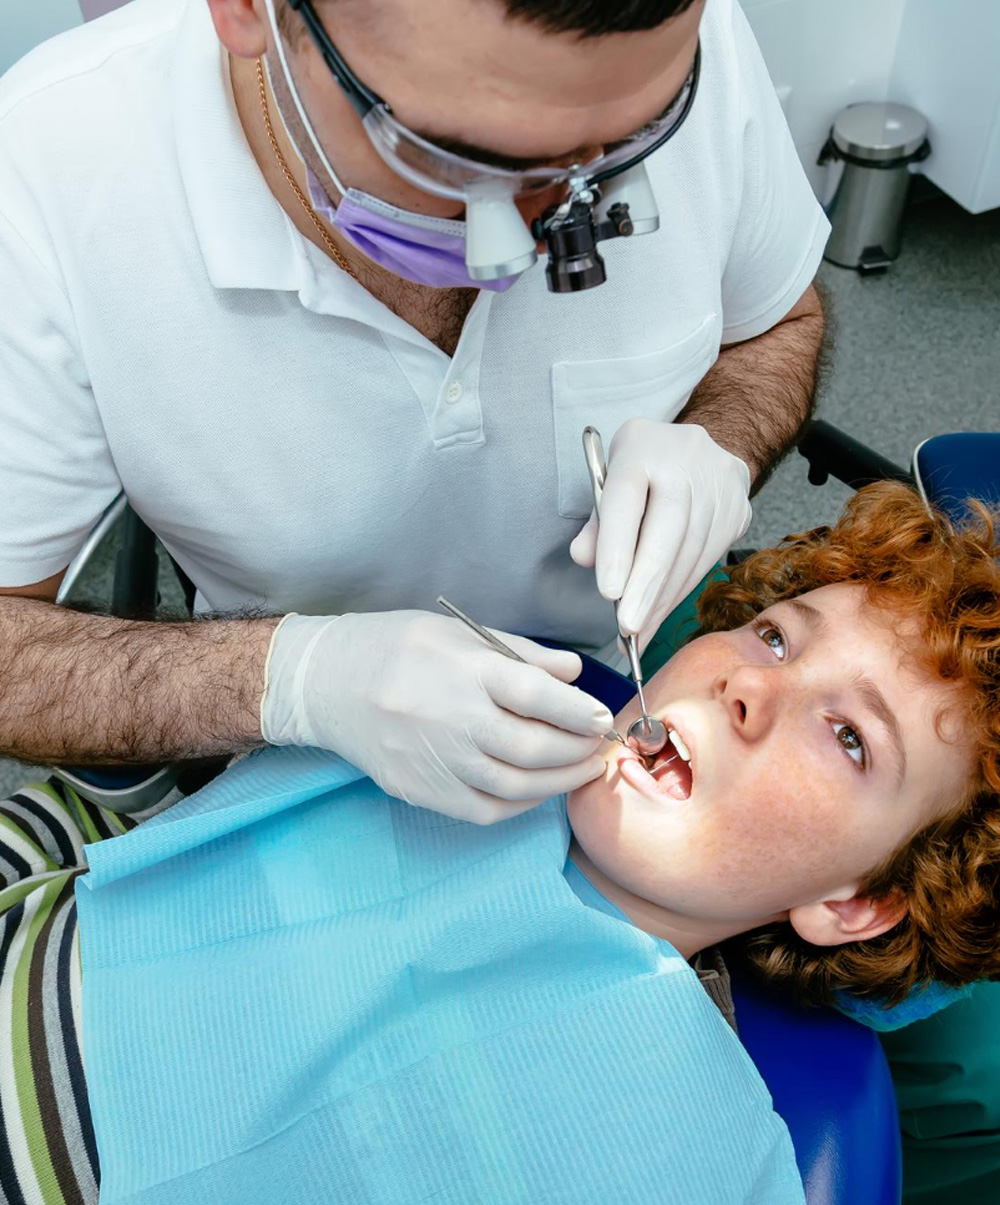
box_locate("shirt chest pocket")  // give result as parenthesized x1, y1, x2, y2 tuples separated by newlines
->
(551, 313, 720, 519)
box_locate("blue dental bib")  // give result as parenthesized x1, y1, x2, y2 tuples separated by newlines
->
(76, 746, 803, 1204)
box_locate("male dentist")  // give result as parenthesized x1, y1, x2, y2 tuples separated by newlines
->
(0, 0, 826, 820)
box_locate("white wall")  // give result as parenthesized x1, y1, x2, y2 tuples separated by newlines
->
(0, 0, 84, 77)
(6, 1, 992, 210)
(79, 0, 131, 20)
(889, 0, 1000, 213)
(741, 0, 907, 197)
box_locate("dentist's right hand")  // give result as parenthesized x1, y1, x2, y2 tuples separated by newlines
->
(260, 611, 614, 824)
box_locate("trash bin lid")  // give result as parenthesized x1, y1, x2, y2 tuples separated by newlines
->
(832, 102, 929, 162)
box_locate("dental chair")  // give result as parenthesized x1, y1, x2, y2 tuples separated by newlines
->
(568, 423, 999, 1205)
(50, 422, 1000, 1205)
(570, 647, 902, 1205)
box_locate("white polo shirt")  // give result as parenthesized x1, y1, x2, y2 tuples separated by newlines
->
(0, 0, 828, 654)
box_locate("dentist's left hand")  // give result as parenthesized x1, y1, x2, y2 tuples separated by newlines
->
(570, 419, 753, 652)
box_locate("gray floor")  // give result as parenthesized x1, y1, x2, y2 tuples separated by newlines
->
(745, 189, 1000, 549)
(1, 190, 998, 798)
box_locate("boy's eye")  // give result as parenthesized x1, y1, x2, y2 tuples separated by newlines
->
(752, 617, 869, 771)
(753, 621, 786, 660)
(833, 721, 866, 768)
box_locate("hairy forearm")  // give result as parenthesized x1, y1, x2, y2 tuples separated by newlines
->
(678, 284, 827, 493)
(0, 597, 280, 765)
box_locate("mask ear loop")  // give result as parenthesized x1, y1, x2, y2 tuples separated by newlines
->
(259, 0, 350, 198)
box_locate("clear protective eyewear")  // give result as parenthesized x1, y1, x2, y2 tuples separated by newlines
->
(285, 0, 702, 290)
(288, 0, 699, 199)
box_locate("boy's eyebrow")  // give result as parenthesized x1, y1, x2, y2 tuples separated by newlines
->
(852, 674, 907, 787)
(787, 598, 829, 634)
(785, 599, 906, 784)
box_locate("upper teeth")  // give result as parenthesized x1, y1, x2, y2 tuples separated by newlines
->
(668, 728, 692, 763)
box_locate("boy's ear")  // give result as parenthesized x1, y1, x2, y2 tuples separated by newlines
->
(788, 885, 907, 947)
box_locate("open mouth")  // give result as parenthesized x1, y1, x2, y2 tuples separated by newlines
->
(617, 727, 694, 802)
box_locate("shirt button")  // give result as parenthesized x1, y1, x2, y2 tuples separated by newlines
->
(445, 381, 464, 404)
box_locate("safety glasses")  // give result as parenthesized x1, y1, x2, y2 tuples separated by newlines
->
(285, 0, 701, 201)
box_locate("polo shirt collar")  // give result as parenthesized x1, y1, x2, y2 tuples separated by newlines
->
(171, 0, 301, 292)
(168, 0, 452, 353)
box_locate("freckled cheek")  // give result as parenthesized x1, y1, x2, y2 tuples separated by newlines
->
(697, 763, 851, 899)
(646, 638, 732, 707)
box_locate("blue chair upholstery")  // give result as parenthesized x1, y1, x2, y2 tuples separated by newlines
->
(732, 967, 902, 1205)
(914, 433, 1000, 523)
(567, 646, 903, 1205)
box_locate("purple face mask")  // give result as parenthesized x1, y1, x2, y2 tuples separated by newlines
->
(306, 171, 521, 292)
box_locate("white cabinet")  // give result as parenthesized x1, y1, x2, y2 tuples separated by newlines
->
(742, 0, 908, 197)
(889, 0, 1000, 213)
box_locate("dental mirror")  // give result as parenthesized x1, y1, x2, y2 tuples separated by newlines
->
(626, 704, 668, 761)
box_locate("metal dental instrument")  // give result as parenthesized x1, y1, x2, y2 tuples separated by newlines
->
(436, 596, 627, 747)
(581, 428, 668, 761)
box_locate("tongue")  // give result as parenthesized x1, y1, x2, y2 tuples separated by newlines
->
(650, 749, 693, 799)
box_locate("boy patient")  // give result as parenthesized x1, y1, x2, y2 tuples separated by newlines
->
(3, 482, 999, 1205)
(573, 480, 1000, 1008)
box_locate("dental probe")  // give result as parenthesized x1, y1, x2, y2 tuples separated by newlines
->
(435, 596, 628, 747)
(581, 428, 668, 761)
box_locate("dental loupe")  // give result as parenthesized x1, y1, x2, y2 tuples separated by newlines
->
(531, 163, 662, 293)
(463, 49, 699, 293)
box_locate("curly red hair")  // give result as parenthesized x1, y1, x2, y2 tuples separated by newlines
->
(695, 482, 1000, 1006)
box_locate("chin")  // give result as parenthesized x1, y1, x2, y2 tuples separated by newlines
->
(566, 759, 627, 858)
(568, 752, 622, 810)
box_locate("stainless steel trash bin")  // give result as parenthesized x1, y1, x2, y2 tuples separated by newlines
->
(820, 102, 930, 272)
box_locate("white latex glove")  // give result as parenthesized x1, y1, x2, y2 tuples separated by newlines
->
(570, 419, 753, 653)
(260, 610, 614, 824)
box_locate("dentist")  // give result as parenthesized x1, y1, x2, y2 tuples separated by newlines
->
(0, 0, 826, 820)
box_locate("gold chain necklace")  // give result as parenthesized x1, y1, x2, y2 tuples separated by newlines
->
(255, 58, 358, 281)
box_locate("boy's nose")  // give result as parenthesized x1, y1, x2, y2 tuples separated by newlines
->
(715, 663, 780, 743)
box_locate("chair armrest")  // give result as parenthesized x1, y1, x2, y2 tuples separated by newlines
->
(798, 420, 914, 490)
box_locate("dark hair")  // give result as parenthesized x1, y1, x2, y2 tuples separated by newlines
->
(279, 1, 698, 44)
(502, 0, 699, 37)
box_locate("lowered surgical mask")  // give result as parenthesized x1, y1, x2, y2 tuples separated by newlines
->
(262, 0, 700, 292)
(262, 8, 525, 291)
(302, 164, 522, 292)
